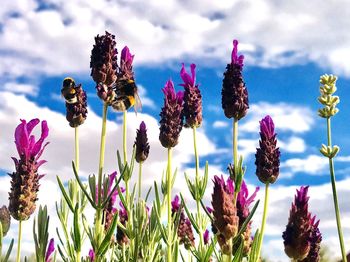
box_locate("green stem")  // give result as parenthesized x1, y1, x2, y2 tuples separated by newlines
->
(167, 148, 173, 262)
(123, 111, 127, 165)
(193, 127, 203, 249)
(327, 117, 347, 261)
(138, 162, 143, 199)
(75, 127, 79, 172)
(256, 183, 269, 261)
(96, 102, 108, 245)
(16, 220, 22, 262)
(233, 118, 238, 167)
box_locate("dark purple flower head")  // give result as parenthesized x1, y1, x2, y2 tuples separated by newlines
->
(9, 119, 49, 221)
(255, 115, 280, 184)
(0, 206, 10, 237)
(159, 80, 184, 148)
(181, 63, 203, 128)
(283, 186, 316, 260)
(301, 216, 322, 262)
(118, 46, 135, 81)
(171, 195, 180, 213)
(178, 216, 195, 250)
(90, 31, 118, 87)
(134, 121, 150, 163)
(203, 229, 210, 245)
(221, 39, 248, 120)
(88, 249, 95, 262)
(231, 40, 244, 68)
(45, 238, 55, 262)
(206, 206, 213, 214)
(116, 201, 129, 245)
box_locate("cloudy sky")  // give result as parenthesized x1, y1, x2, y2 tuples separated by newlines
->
(1, 0, 350, 261)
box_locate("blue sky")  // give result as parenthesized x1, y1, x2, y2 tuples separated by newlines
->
(0, 0, 350, 261)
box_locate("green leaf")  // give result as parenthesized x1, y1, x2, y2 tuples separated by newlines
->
(57, 176, 74, 212)
(73, 204, 81, 252)
(117, 150, 124, 174)
(180, 194, 200, 234)
(3, 239, 14, 262)
(248, 229, 260, 262)
(232, 236, 244, 262)
(97, 214, 119, 256)
(101, 173, 123, 208)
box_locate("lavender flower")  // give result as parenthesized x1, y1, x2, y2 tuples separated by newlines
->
(104, 172, 118, 231)
(116, 201, 129, 245)
(255, 115, 280, 184)
(118, 46, 135, 81)
(9, 119, 49, 221)
(88, 249, 95, 262)
(180, 63, 202, 128)
(221, 39, 249, 120)
(301, 217, 322, 262)
(90, 31, 118, 103)
(159, 80, 184, 148)
(0, 205, 10, 236)
(203, 229, 210, 245)
(45, 238, 55, 262)
(134, 121, 150, 163)
(211, 175, 239, 255)
(235, 181, 259, 255)
(283, 186, 317, 260)
(171, 195, 180, 213)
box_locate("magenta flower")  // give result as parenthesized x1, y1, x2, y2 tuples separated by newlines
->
(118, 46, 135, 80)
(231, 39, 244, 67)
(180, 63, 203, 128)
(171, 195, 180, 213)
(45, 238, 55, 262)
(159, 80, 184, 148)
(203, 229, 210, 245)
(88, 249, 95, 262)
(9, 119, 49, 221)
(255, 115, 280, 184)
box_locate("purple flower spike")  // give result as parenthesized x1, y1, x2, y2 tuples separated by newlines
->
(119, 46, 135, 81)
(231, 40, 244, 67)
(159, 80, 184, 148)
(203, 229, 210, 245)
(221, 39, 249, 120)
(255, 115, 280, 184)
(45, 238, 55, 262)
(181, 63, 203, 128)
(134, 121, 150, 163)
(117, 201, 129, 245)
(171, 195, 180, 213)
(283, 186, 321, 261)
(9, 119, 49, 221)
(88, 249, 95, 262)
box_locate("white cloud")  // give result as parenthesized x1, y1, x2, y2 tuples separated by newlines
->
(1, 0, 350, 77)
(240, 102, 314, 134)
(137, 85, 156, 109)
(213, 120, 229, 128)
(278, 136, 306, 153)
(281, 154, 328, 175)
(2, 82, 38, 95)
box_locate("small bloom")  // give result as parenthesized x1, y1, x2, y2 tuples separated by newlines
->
(159, 80, 184, 148)
(203, 229, 210, 245)
(62, 83, 88, 127)
(171, 195, 180, 213)
(90, 31, 118, 103)
(255, 115, 280, 184)
(9, 119, 49, 221)
(283, 186, 315, 260)
(221, 39, 249, 120)
(211, 175, 239, 254)
(104, 172, 118, 231)
(88, 249, 95, 262)
(180, 63, 202, 128)
(45, 238, 55, 262)
(301, 217, 322, 262)
(116, 201, 129, 245)
(0, 205, 11, 236)
(134, 121, 150, 163)
(177, 216, 195, 250)
(118, 46, 135, 81)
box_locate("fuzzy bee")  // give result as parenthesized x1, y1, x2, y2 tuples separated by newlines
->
(111, 79, 142, 113)
(61, 77, 78, 104)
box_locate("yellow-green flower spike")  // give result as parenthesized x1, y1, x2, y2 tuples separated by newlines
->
(318, 74, 339, 118)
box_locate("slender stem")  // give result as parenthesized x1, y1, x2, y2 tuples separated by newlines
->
(16, 220, 22, 262)
(326, 118, 347, 261)
(233, 118, 238, 167)
(256, 183, 269, 261)
(167, 148, 173, 262)
(123, 111, 127, 165)
(138, 162, 143, 199)
(75, 127, 79, 172)
(193, 127, 203, 249)
(96, 103, 108, 245)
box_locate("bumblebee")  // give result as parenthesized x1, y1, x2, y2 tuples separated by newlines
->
(111, 79, 142, 113)
(61, 77, 78, 104)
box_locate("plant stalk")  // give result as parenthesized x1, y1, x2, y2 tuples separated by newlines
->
(256, 182, 269, 261)
(123, 111, 127, 165)
(75, 127, 79, 172)
(16, 220, 22, 262)
(326, 117, 347, 261)
(138, 162, 143, 199)
(232, 118, 238, 207)
(167, 147, 173, 262)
